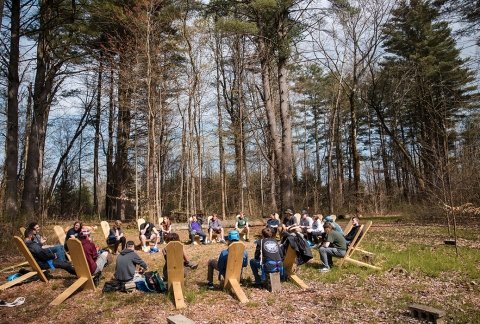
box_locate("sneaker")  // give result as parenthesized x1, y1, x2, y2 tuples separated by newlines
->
(207, 282, 214, 289)
(319, 267, 330, 273)
(201, 241, 207, 245)
(142, 246, 149, 252)
(219, 239, 226, 243)
(186, 261, 198, 269)
(93, 272, 102, 287)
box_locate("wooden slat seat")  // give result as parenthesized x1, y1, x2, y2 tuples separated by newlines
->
(50, 238, 96, 305)
(223, 241, 248, 303)
(0, 236, 49, 291)
(165, 241, 186, 309)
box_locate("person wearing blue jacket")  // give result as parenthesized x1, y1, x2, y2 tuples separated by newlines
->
(207, 230, 248, 289)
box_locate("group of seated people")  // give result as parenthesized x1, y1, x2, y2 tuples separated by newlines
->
(24, 222, 110, 285)
(20, 210, 360, 293)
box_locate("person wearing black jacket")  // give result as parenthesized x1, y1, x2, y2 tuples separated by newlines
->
(250, 228, 283, 286)
(344, 217, 361, 244)
(24, 228, 76, 276)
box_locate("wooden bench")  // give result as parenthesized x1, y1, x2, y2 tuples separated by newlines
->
(50, 238, 96, 305)
(0, 236, 49, 290)
(283, 244, 309, 289)
(338, 221, 381, 270)
(223, 241, 248, 303)
(165, 241, 186, 309)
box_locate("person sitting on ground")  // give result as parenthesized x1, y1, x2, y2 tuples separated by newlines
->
(299, 210, 313, 236)
(344, 216, 361, 244)
(281, 209, 299, 234)
(139, 219, 160, 252)
(115, 240, 148, 283)
(266, 213, 280, 237)
(27, 222, 67, 260)
(64, 221, 82, 252)
(24, 228, 76, 276)
(235, 212, 250, 241)
(207, 230, 248, 289)
(250, 228, 284, 287)
(208, 213, 226, 243)
(318, 222, 347, 272)
(307, 214, 324, 243)
(107, 220, 127, 254)
(79, 227, 109, 285)
(188, 214, 207, 244)
(324, 215, 344, 235)
(159, 216, 172, 244)
(162, 232, 198, 280)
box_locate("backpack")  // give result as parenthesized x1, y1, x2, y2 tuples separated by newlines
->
(142, 271, 167, 293)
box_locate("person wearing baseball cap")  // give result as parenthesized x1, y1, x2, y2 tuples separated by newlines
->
(206, 230, 248, 289)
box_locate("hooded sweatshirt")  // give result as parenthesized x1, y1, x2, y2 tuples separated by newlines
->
(115, 248, 148, 282)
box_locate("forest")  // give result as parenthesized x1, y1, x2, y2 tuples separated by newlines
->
(0, 0, 479, 226)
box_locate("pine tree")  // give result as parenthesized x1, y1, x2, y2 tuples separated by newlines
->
(381, 0, 475, 194)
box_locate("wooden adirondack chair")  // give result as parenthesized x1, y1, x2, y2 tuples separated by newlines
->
(343, 218, 354, 237)
(0, 236, 49, 291)
(53, 225, 72, 261)
(188, 216, 202, 245)
(338, 221, 380, 270)
(165, 241, 186, 309)
(283, 245, 309, 289)
(50, 238, 96, 305)
(19, 227, 25, 237)
(137, 218, 146, 231)
(100, 221, 116, 252)
(223, 241, 248, 303)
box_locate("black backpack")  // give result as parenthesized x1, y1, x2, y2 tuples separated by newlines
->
(144, 271, 167, 293)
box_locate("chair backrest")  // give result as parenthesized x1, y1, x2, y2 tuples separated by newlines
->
(223, 241, 245, 289)
(353, 221, 372, 250)
(13, 236, 48, 282)
(137, 218, 146, 231)
(344, 224, 365, 258)
(100, 221, 110, 239)
(283, 244, 297, 275)
(343, 218, 354, 236)
(54, 225, 66, 245)
(330, 214, 337, 222)
(293, 213, 301, 225)
(67, 238, 95, 289)
(19, 227, 25, 237)
(165, 241, 184, 289)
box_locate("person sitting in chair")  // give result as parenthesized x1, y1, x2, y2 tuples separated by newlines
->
(159, 216, 172, 244)
(281, 209, 299, 234)
(299, 210, 313, 236)
(266, 213, 280, 237)
(250, 228, 283, 287)
(162, 233, 198, 280)
(27, 222, 67, 261)
(107, 220, 127, 254)
(139, 220, 160, 252)
(79, 227, 109, 285)
(208, 213, 226, 243)
(64, 221, 82, 252)
(24, 228, 76, 276)
(307, 214, 324, 243)
(188, 215, 207, 244)
(206, 230, 248, 289)
(235, 212, 250, 242)
(318, 222, 347, 272)
(344, 216, 361, 244)
(324, 215, 344, 235)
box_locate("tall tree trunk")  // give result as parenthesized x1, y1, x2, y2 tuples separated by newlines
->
(105, 66, 115, 219)
(5, 0, 20, 223)
(22, 0, 60, 218)
(115, 59, 131, 220)
(93, 57, 102, 218)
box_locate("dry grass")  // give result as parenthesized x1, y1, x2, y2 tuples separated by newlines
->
(0, 220, 479, 323)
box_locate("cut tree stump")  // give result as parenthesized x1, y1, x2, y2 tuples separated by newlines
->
(409, 303, 445, 324)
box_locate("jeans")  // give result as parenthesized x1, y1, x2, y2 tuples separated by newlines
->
(319, 247, 346, 268)
(93, 251, 109, 275)
(207, 259, 219, 283)
(45, 245, 67, 262)
(190, 230, 206, 243)
(250, 259, 262, 284)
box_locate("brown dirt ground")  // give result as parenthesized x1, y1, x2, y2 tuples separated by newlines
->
(0, 221, 479, 323)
